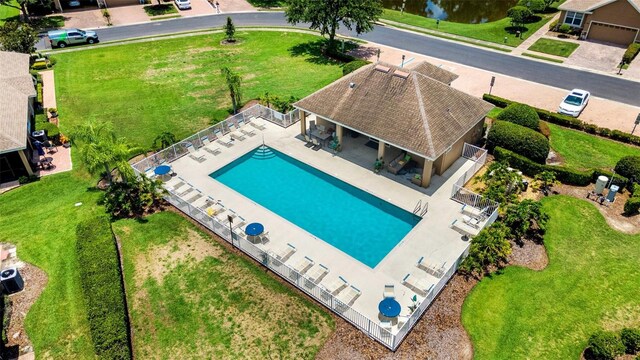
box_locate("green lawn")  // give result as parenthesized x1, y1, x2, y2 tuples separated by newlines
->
(0, 0, 19, 25)
(462, 196, 640, 359)
(143, 4, 178, 16)
(114, 212, 334, 359)
(54, 31, 343, 149)
(245, 0, 284, 7)
(528, 38, 579, 57)
(0, 172, 100, 358)
(380, 9, 556, 47)
(548, 123, 640, 170)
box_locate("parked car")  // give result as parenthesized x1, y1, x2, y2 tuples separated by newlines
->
(174, 0, 191, 10)
(48, 28, 99, 48)
(558, 89, 590, 117)
(67, 0, 81, 6)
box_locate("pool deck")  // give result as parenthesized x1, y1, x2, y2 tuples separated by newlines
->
(166, 119, 474, 333)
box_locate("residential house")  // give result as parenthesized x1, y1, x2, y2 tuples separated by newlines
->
(559, 0, 640, 45)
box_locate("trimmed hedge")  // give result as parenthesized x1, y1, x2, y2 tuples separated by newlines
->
(76, 216, 131, 360)
(494, 147, 629, 187)
(623, 43, 640, 64)
(615, 156, 640, 182)
(343, 60, 371, 75)
(496, 103, 540, 131)
(487, 121, 550, 164)
(587, 331, 626, 360)
(539, 121, 551, 138)
(483, 94, 640, 147)
(621, 328, 640, 354)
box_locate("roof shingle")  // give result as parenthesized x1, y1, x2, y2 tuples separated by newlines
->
(0, 51, 35, 154)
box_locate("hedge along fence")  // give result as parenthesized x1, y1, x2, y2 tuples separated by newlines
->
(496, 103, 540, 131)
(483, 94, 640, 147)
(487, 121, 550, 164)
(76, 216, 132, 360)
(494, 146, 629, 188)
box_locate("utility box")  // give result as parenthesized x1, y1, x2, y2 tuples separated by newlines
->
(607, 185, 620, 203)
(595, 176, 608, 194)
(1, 267, 24, 295)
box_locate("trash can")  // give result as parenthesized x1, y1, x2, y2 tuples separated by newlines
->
(606, 185, 620, 203)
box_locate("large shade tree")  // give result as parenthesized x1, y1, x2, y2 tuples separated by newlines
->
(285, 0, 383, 48)
(0, 21, 37, 53)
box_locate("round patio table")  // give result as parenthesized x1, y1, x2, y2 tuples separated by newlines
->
(245, 223, 265, 244)
(154, 165, 171, 181)
(378, 298, 401, 318)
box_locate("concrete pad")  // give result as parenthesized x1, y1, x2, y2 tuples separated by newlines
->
(177, 0, 216, 16)
(109, 5, 150, 26)
(37, 145, 73, 177)
(564, 40, 627, 74)
(39, 70, 56, 111)
(60, 8, 107, 29)
(216, 0, 254, 13)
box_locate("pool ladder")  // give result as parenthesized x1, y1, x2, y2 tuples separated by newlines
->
(413, 199, 429, 217)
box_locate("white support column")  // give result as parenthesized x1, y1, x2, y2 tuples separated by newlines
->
(421, 160, 433, 188)
(299, 110, 307, 136)
(377, 140, 386, 160)
(336, 124, 343, 146)
(18, 150, 34, 176)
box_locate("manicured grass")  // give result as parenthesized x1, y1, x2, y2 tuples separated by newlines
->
(0, 0, 19, 25)
(114, 211, 334, 359)
(522, 52, 564, 63)
(548, 123, 640, 170)
(0, 172, 101, 358)
(380, 9, 556, 47)
(462, 196, 640, 359)
(143, 4, 178, 16)
(246, 0, 284, 7)
(528, 38, 579, 57)
(54, 31, 343, 148)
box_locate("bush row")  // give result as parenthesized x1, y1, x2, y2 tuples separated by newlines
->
(615, 156, 640, 182)
(343, 60, 371, 75)
(496, 103, 540, 131)
(483, 94, 640, 147)
(494, 147, 629, 188)
(623, 43, 640, 64)
(487, 121, 550, 164)
(76, 216, 131, 360)
(587, 328, 640, 360)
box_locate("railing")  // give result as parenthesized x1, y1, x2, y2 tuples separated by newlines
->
(131, 104, 298, 175)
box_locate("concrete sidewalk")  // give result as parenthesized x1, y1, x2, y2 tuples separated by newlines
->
(351, 41, 640, 134)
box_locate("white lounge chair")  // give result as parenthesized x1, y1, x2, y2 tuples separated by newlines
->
(462, 204, 489, 219)
(248, 116, 266, 130)
(240, 128, 256, 137)
(305, 263, 329, 284)
(383, 284, 395, 299)
(451, 219, 480, 237)
(187, 145, 206, 163)
(228, 123, 246, 141)
(165, 179, 186, 192)
(336, 285, 361, 306)
(186, 190, 203, 204)
(202, 138, 222, 155)
(272, 243, 296, 262)
(402, 272, 434, 295)
(417, 256, 445, 278)
(292, 256, 314, 274)
(321, 276, 348, 296)
(232, 216, 247, 231)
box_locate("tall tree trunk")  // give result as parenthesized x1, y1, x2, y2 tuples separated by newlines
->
(104, 164, 113, 185)
(230, 90, 237, 114)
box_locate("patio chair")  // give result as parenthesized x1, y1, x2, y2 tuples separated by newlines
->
(397, 315, 409, 329)
(202, 138, 222, 155)
(217, 137, 234, 148)
(451, 219, 480, 237)
(303, 135, 314, 147)
(248, 116, 267, 130)
(402, 272, 434, 295)
(240, 128, 256, 137)
(321, 275, 348, 296)
(336, 285, 361, 307)
(305, 263, 329, 284)
(292, 256, 315, 274)
(187, 145, 206, 163)
(186, 191, 203, 204)
(383, 284, 395, 299)
(417, 256, 445, 278)
(461, 204, 489, 219)
(43, 140, 58, 153)
(272, 243, 296, 262)
(387, 153, 411, 174)
(380, 320, 393, 335)
(311, 137, 322, 151)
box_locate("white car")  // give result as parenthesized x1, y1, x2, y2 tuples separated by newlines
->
(174, 0, 191, 10)
(558, 89, 590, 117)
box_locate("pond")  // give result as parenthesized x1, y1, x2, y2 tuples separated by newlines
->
(382, 0, 518, 24)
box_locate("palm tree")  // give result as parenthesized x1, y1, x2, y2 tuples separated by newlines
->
(221, 67, 242, 114)
(69, 120, 140, 184)
(152, 131, 177, 150)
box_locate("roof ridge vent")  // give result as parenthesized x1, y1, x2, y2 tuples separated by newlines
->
(374, 64, 391, 73)
(392, 69, 410, 79)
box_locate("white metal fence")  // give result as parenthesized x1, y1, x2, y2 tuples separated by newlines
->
(131, 104, 298, 174)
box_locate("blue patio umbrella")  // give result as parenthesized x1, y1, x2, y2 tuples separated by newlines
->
(34, 141, 45, 156)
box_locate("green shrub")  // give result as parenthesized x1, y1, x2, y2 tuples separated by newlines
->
(539, 121, 551, 138)
(342, 60, 370, 75)
(621, 328, 640, 354)
(496, 103, 540, 131)
(615, 156, 640, 181)
(548, 19, 558, 31)
(624, 197, 640, 215)
(623, 43, 640, 64)
(630, 183, 640, 195)
(558, 24, 572, 34)
(326, 47, 356, 62)
(35, 122, 60, 143)
(587, 331, 625, 360)
(76, 216, 131, 359)
(18, 175, 39, 184)
(518, 0, 545, 12)
(488, 121, 550, 164)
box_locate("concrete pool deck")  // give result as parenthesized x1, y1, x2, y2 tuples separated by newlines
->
(165, 119, 476, 333)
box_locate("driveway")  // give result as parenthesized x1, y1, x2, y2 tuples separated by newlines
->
(109, 5, 149, 26)
(564, 40, 627, 74)
(176, 0, 217, 16)
(58, 8, 106, 29)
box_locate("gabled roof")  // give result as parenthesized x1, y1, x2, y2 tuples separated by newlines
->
(0, 51, 35, 154)
(294, 61, 493, 160)
(559, 0, 640, 13)
(408, 61, 459, 85)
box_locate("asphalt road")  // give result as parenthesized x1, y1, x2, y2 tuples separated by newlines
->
(41, 12, 640, 107)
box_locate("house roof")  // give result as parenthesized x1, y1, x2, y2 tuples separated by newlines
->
(294, 61, 493, 160)
(0, 51, 35, 154)
(559, 0, 640, 13)
(406, 61, 459, 85)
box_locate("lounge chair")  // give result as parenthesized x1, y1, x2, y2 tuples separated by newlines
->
(397, 315, 409, 329)
(387, 153, 411, 174)
(177, 186, 195, 198)
(451, 219, 480, 237)
(321, 276, 348, 296)
(197, 196, 217, 211)
(228, 123, 246, 141)
(380, 320, 393, 335)
(383, 284, 395, 299)
(402, 272, 434, 295)
(303, 135, 314, 147)
(217, 137, 234, 148)
(232, 216, 247, 231)
(292, 256, 314, 274)
(272, 243, 296, 262)
(186, 190, 203, 204)
(417, 256, 445, 278)
(462, 215, 481, 228)
(240, 128, 256, 137)
(187, 145, 206, 163)
(202, 138, 222, 156)
(166, 179, 185, 192)
(336, 285, 361, 307)
(305, 263, 329, 284)
(461, 204, 489, 219)
(248, 116, 266, 130)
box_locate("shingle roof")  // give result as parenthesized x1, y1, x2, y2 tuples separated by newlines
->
(559, 0, 640, 12)
(295, 61, 493, 160)
(0, 51, 35, 154)
(408, 61, 459, 85)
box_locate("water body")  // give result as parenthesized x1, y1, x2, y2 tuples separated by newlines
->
(382, 0, 518, 24)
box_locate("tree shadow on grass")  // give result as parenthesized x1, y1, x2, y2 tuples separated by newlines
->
(288, 39, 340, 66)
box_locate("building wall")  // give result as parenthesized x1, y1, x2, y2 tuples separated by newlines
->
(587, 0, 640, 30)
(437, 119, 484, 175)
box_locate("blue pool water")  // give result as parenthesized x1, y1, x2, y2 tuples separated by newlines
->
(210, 146, 420, 267)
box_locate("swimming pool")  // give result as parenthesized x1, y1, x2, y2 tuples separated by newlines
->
(210, 146, 420, 267)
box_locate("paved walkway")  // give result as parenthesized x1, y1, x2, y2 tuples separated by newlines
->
(39, 70, 73, 177)
(40, 70, 56, 112)
(512, 13, 560, 56)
